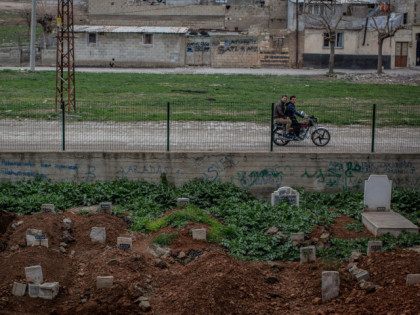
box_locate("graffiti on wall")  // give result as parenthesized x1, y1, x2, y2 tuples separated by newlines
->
(217, 38, 258, 54)
(187, 41, 210, 53)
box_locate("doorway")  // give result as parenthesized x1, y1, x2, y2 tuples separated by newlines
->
(395, 42, 408, 67)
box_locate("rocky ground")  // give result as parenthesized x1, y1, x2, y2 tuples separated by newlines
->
(0, 210, 419, 314)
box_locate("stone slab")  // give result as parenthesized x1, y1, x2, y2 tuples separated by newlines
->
(191, 228, 207, 241)
(25, 265, 43, 284)
(362, 211, 419, 237)
(39, 282, 59, 300)
(117, 237, 133, 250)
(363, 175, 392, 211)
(12, 282, 27, 297)
(41, 204, 55, 212)
(98, 202, 112, 214)
(406, 274, 420, 285)
(300, 246, 316, 263)
(177, 198, 190, 207)
(271, 186, 300, 207)
(97, 276, 114, 289)
(367, 240, 383, 255)
(90, 227, 106, 243)
(28, 283, 40, 298)
(322, 271, 340, 302)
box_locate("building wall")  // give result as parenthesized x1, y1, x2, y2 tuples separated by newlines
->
(72, 32, 186, 67)
(0, 152, 418, 198)
(210, 35, 260, 67)
(0, 48, 21, 66)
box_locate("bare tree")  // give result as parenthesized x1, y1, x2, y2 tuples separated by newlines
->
(368, 0, 405, 74)
(303, 0, 347, 76)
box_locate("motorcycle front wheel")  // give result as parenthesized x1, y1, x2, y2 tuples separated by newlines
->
(311, 128, 330, 146)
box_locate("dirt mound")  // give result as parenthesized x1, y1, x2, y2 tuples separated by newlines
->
(0, 211, 418, 314)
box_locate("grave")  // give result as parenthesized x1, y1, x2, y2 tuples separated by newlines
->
(367, 240, 382, 255)
(26, 229, 48, 247)
(117, 237, 133, 250)
(362, 175, 418, 236)
(177, 198, 190, 207)
(348, 265, 370, 282)
(38, 282, 59, 300)
(300, 246, 316, 263)
(12, 282, 26, 297)
(191, 228, 207, 241)
(406, 274, 420, 285)
(362, 211, 419, 237)
(97, 276, 114, 289)
(25, 265, 43, 284)
(90, 227, 106, 243)
(271, 186, 300, 207)
(28, 283, 40, 298)
(98, 202, 112, 214)
(321, 271, 340, 302)
(41, 204, 55, 213)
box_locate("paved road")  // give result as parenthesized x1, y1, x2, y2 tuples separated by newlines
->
(1, 119, 419, 153)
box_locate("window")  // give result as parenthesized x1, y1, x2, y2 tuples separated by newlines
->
(143, 34, 153, 45)
(88, 33, 97, 44)
(403, 13, 408, 25)
(323, 32, 344, 49)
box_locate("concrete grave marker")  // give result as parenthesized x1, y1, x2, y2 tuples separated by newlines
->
(12, 282, 27, 297)
(25, 265, 43, 284)
(191, 228, 207, 241)
(28, 283, 40, 298)
(322, 271, 340, 302)
(300, 246, 316, 263)
(348, 265, 370, 282)
(362, 211, 418, 236)
(406, 274, 420, 285)
(177, 198, 190, 207)
(98, 202, 112, 214)
(62, 218, 73, 230)
(96, 276, 114, 289)
(271, 186, 300, 207)
(367, 240, 382, 255)
(90, 227, 106, 243)
(117, 237, 133, 250)
(41, 204, 55, 213)
(26, 229, 47, 247)
(39, 282, 59, 300)
(363, 175, 392, 212)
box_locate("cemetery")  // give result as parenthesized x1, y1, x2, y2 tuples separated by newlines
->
(0, 177, 418, 313)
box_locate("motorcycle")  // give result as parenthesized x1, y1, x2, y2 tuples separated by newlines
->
(272, 115, 331, 147)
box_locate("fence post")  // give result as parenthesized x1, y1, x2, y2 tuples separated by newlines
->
(270, 103, 274, 152)
(61, 100, 66, 151)
(371, 103, 376, 153)
(166, 102, 170, 152)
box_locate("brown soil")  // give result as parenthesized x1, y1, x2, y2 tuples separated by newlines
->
(0, 211, 419, 315)
(330, 215, 372, 239)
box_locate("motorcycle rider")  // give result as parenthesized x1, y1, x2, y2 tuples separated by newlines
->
(285, 96, 306, 139)
(273, 95, 292, 133)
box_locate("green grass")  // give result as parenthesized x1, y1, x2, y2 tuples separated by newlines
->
(153, 232, 178, 246)
(0, 25, 43, 46)
(0, 70, 419, 125)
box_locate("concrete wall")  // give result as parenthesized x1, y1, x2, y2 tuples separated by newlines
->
(0, 152, 418, 197)
(72, 32, 186, 67)
(210, 35, 260, 67)
(0, 47, 21, 66)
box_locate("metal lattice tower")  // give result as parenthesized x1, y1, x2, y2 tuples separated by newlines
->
(56, 0, 76, 112)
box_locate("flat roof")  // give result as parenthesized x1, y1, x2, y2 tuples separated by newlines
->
(73, 25, 189, 34)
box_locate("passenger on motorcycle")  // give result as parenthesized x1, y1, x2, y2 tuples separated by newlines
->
(273, 95, 292, 133)
(285, 96, 306, 139)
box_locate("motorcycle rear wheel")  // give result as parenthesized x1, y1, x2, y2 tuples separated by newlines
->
(273, 126, 290, 146)
(311, 128, 330, 146)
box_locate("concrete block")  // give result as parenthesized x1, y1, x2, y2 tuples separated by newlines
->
(406, 274, 420, 285)
(363, 175, 392, 211)
(39, 282, 59, 300)
(90, 227, 106, 243)
(62, 218, 73, 230)
(26, 229, 45, 246)
(98, 202, 112, 214)
(362, 211, 418, 237)
(367, 240, 383, 255)
(28, 283, 40, 298)
(271, 186, 300, 207)
(349, 265, 370, 282)
(96, 276, 114, 289)
(40, 238, 49, 248)
(41, 204, 55, 212)
(117, 237, 133, 250)
(322, 271, 340, 302)
(191, 228, 207, 241)
(300, 246, 316, 263)
(177, 198, 190, 207)
(12, 282, 26, 297)
(25, 265, 43, 284)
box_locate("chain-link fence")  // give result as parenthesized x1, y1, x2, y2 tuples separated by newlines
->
(0, 100, 419, 152)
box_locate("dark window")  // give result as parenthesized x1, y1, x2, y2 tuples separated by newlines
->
(323, 33, 330, 48)
(403, 13, 408, 24)
(144, 34, 153, 45)
(323, 32, 344, 48)
(88, 33, 96, 44)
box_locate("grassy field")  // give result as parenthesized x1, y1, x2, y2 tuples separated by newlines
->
(0, 70, 419, 126)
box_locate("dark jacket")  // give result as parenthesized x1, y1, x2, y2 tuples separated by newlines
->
(285, 102, 304, 119)
(273, 101, 287, 119)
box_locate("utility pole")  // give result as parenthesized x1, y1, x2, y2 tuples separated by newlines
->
(295, 0, 300, 68)
(29, 0, 37, 71)
(56, 0, 76, 112)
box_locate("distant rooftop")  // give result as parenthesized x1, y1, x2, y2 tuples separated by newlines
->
(73, 25, 189, 34)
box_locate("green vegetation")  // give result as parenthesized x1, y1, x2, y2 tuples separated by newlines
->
(153, 232, 178, 246)
(0, 25, 43, 46)
(0, 70, 419, 125)
(0, 179, 418, 261)
(345, 222, 365, 232)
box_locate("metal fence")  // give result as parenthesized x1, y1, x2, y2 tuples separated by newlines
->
(0, 100, 419, 153)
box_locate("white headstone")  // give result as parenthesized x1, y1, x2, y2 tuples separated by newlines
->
(90, 227, 106, 243)
(12, 282, 27, 297)
(191, 228, 207, 241)
(322, 271, 340, 302)
(25, 265, 43, 284)
(364, 175, 392, 211)
(117, 237, 133, 250)
(271, 186, 300, 207)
